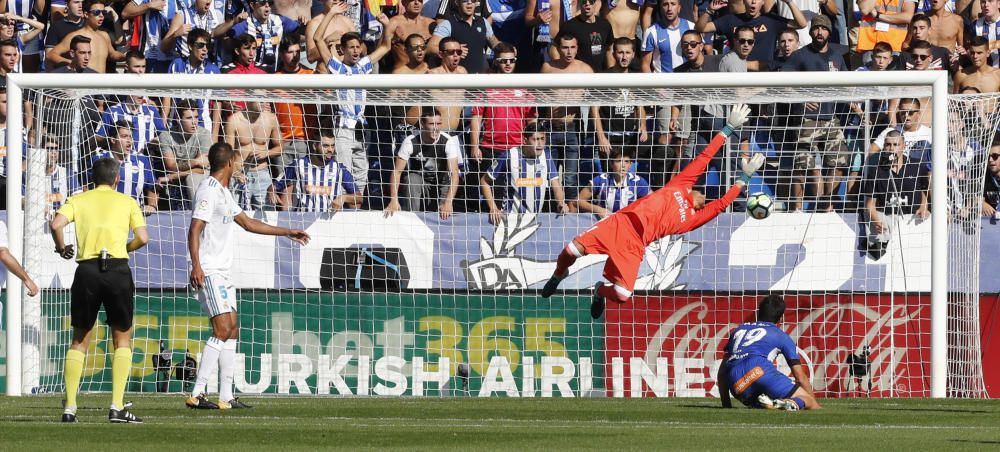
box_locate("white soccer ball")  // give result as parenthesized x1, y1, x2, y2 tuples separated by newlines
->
(746, 192, 773, 220)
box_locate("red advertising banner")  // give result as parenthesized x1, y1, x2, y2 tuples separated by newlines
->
(605, 293, 931, 398)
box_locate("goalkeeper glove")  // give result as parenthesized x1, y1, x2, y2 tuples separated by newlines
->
(739, 153, 765, 185)
(725, 104, 752, 132)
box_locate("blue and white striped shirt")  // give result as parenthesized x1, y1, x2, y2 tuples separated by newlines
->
(133, 0, 181, 62)
(589, 172, 650, 212)
(276, 156, 358, 212)
(327, 55, 373, 128)
(641, 19, 693, 73)
(168, 57, 220, 130)
(100, 101, 168, 154)
(487, 148, 559, 213)
(90, 150, 156, 206)
(176, 6, 224, 58)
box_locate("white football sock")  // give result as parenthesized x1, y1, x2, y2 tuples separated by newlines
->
(192, 336, 223, 398)
(219, 339, 238, 402)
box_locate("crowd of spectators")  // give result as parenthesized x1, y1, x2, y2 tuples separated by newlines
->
(0, 0, 999, 225)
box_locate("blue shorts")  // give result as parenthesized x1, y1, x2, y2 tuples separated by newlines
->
(726, 356, 798, 406)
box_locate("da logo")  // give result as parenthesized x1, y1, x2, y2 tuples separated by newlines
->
(462, 211, 699, 290)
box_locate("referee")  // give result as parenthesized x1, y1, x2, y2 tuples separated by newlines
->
(50, 157, 149, 424)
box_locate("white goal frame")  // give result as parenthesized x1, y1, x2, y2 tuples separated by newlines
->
(3, 71, 950, 397)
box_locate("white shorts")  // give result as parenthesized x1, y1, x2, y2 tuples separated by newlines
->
(197, 273, 237, 318)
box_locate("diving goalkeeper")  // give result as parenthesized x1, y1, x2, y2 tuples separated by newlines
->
(540, 104, 764, 318)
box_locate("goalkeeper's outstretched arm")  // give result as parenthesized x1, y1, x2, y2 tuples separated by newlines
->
(670, 104, 752, 188)
(685, 152, 766, 232)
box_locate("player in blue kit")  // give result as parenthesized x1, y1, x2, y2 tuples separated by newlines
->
(718, 294, 821, 411)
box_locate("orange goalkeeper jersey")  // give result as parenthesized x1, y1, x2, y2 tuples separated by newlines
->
(615, 131, 742, 245)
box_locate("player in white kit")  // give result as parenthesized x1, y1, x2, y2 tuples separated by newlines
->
(186, 142, 310, 409)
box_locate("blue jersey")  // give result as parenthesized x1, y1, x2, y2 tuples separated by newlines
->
(641, 19, 693, 73)
(589, 172, 650, 212)
(276, 156, 358, 212)
(487, 147, 559, 213)
(90, 151, 156, 206)
(99, 102, 168, 154)
(168, 58, 221, 130)
(724, 321, 799, 365)
(724, 321, 801, 403)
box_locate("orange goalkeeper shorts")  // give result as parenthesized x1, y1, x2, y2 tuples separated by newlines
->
(574, 214, 645, 292)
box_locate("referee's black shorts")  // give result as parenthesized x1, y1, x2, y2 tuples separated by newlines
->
(70, 258, 135, 330)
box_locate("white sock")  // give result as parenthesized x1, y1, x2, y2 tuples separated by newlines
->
(192, 337, 223, 397)
(219, 339, 238, 402)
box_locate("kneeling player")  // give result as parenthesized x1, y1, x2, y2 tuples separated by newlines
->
(718, 294, 821, 411)
(541, 104, 764, 318)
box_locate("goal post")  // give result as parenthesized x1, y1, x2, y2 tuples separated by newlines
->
(1, 71, 969, 398)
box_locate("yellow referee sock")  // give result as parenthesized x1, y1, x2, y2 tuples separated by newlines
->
(111, 347, 132, 410)
(64, 349, 85, 409)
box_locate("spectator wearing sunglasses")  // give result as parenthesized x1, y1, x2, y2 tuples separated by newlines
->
(697, 0, 807, 64)
(429, 0, 500, 73)
(163, 0, 243, 63)
(48, 0, 125, 73)
(167, 28, 221, 132)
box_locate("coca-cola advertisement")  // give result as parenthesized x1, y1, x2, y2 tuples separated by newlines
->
(605, 293, 931, 398)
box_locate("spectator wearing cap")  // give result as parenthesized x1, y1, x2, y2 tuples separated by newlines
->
(779, 14, 849, 212)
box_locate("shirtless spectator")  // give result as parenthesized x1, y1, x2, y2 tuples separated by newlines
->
(604, 0, 643, 40)
(924, 0, 963, 51)
(304, 0, 353, 63)
(225, 101, 284, 210)
(427, 37, 468, 133)
(384, 0, 435, 70)
(429, 0, 500, 73)
(392, 34, 431, 131)
(542, 32, 593, 204)
(954, 36, 1000, 92)
(47, 0, 124, 72)
(525, 0, 576, 71)
(275, 0, 314, 23)
(558, 0, 614, 70)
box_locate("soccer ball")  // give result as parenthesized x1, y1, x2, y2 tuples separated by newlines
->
(746, 192, 773, 220)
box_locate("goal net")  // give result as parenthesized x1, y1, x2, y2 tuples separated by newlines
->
(2, 72, 994, 399)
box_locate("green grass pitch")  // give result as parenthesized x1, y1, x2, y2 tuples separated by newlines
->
(2, 396, 999, 450)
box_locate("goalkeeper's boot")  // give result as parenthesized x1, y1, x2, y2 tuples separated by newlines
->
(108, 407, 143, 424)
(590, 283, 606, 319)
(219, 398, 253, 410)
(541, 272, 565, 298)
(186, 394, 220, 409)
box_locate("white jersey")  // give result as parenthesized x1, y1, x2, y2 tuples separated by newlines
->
(191, 175, 243, 275)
